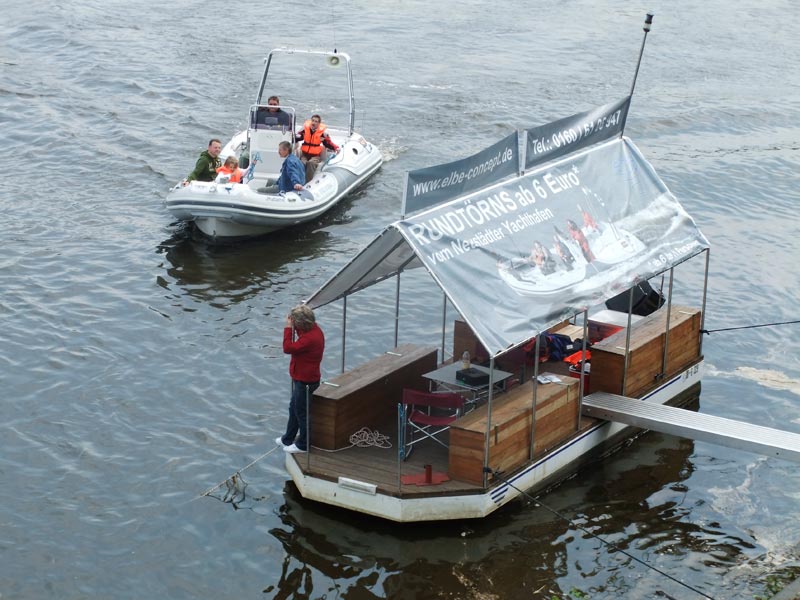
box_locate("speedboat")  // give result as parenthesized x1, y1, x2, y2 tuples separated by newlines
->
(496, 220, 647, 298)
(165, 49, 383, 241)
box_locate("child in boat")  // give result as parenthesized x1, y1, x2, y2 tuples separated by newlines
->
(215, 156, 244, 183)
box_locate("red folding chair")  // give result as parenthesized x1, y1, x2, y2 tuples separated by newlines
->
(402, 389, 465, 460)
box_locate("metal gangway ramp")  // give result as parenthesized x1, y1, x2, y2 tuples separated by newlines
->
(582, 392, 800, 463)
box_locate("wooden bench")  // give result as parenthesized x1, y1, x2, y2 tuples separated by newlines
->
(310, 344, 438, 450)
(448, 375, 580, 485)
(590, 306, 702, 398)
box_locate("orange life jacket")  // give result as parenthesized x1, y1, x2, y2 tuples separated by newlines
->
(216, 165, 242, 183)
(300, 121, 328, 156)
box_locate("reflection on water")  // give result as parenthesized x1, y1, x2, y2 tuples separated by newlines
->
(156, 224, 335, 307)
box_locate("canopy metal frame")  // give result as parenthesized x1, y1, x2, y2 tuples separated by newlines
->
(256, 48, 356, 136)
(322, 244, 709, 489)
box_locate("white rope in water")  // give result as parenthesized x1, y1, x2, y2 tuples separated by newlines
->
(191, 445, 282, 502)
(194, 428, 392, 500)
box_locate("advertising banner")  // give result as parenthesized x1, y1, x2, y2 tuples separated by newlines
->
(402, 131, 519, 216)
(524, 96, 630, 171)
(397, 136, 708, 354)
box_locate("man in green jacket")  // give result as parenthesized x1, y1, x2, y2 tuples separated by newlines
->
(184, 139, 222, 183)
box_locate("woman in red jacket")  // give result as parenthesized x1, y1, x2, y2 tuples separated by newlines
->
(276, 304, 325, 453)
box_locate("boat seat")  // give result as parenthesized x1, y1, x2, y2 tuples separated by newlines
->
(255, 117, 279, 130)
(251, 106, 295, 131)
(248, 127, 294, 180)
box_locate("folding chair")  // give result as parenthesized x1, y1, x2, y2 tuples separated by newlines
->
(402, 389, 465, 460)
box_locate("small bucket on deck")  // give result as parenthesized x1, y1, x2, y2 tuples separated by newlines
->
(568, 362, 591, 393)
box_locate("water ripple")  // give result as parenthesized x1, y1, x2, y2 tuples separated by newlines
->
(2, 1, 800, 598)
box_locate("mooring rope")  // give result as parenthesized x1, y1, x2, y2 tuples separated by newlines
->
(485, 467, 716, 600)
(193, 426, 392, 501)
(312, 427, 393, 453)
(702, 319, 800, 335)
(191, 444, 282, 502)
(349, 427, 392, 448)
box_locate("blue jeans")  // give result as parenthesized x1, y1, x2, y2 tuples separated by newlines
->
(280, 379, 319, 451)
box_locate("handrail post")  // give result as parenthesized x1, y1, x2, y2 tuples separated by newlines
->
(394, 272, 401, 348)
(578, 310, 589, 431)
(397, 403, 404, 492)
(305, 384, 311, 470)
(661, 269, 674, 378)
(699, 249, 710, 355)
(340, 296, 347, 374)
(528, 334, 542, 460)
(622, 287, 635, 394)
(482, 356, 497, 488)
(440, 294, 447, 364)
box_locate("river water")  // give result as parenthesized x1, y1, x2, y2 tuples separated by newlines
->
(2, 1, 800, 598)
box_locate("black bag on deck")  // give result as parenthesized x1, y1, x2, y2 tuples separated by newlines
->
(456, 367, 490, 386)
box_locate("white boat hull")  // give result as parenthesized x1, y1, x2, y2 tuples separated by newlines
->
(497, 224, 648, 298)
(166, 131, 382, 240)
(286, 360, 703, 522)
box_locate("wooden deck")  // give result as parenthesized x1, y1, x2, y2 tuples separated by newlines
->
(290, 377, 702, 503)
(290, 425, 485, 498)
(290, 307, 704, 504)
(290, 411, 606, 499)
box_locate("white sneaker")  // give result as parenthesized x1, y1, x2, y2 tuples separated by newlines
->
(275, 436, 287, 447)
(283, 443, 306, 454)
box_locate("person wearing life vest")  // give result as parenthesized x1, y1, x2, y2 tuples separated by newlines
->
(529, 240, 557, 275)
(567, 219, 596, 262)
(578, 203, 598, 232)
(295, 114, 340, 182)
(215, 155, 244, 183)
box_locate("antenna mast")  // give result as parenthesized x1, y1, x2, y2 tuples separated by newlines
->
(622, 12, 653, 136)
